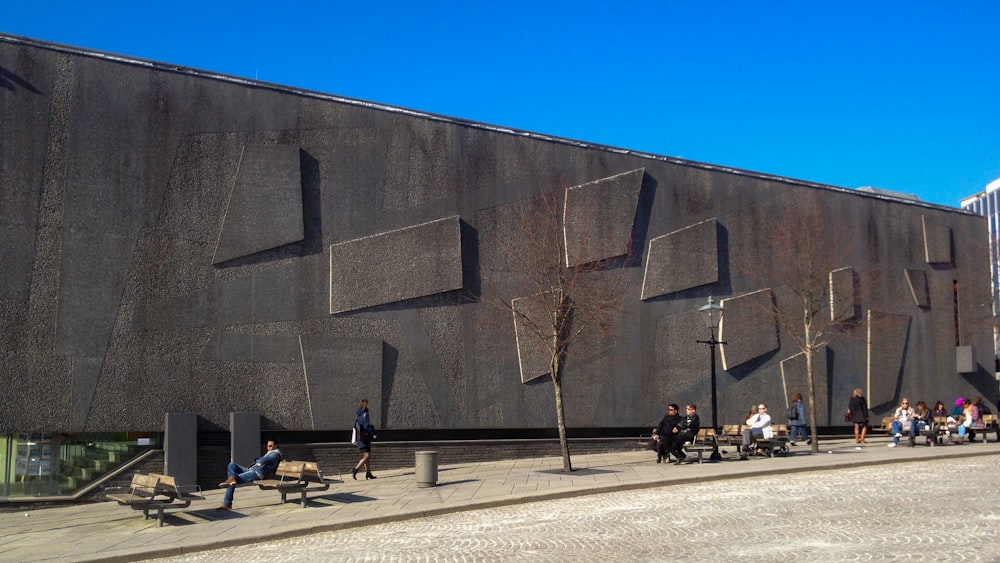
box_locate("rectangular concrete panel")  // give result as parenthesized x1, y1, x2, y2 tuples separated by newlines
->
(563, 168, 644, 267)
(329, 216, 464, 314)
(200, 333, 302, 363)
(230, 412, 261, 465)
(719, 289, 779, 371)
(163, 412, 197, 487)
(956, 345, 975, 374)
(641, 218, 718, 300)
(301, 337, 383, 430)
(213, 145, 305, 264)
(829, 267, 856, 323)
(904, 269, 930, 307)
(512, 291, 560, 383)
(779, 348, 829, 424)
(922, 215, 952, 265)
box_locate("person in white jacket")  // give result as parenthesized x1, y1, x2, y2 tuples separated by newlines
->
(740, 404, 772, 459)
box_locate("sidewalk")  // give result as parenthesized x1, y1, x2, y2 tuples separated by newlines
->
(1, 437, 998, 562)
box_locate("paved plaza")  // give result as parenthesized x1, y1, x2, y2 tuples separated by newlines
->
(155, 455, 1000, 562)
(1, 437, 998, 562)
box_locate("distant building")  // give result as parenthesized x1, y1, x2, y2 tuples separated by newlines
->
(961, 177, 1000, 354)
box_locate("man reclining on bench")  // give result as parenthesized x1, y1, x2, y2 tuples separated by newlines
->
(217, 440, 282, 511)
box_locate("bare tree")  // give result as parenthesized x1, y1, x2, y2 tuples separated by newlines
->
(480, 189, 631, 472)
(740, 193, 863, 454)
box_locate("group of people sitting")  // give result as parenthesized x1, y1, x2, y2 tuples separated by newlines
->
(648, 403, 701, 464)
(649, 394, 812, 463)
(886, 396, 992, 447)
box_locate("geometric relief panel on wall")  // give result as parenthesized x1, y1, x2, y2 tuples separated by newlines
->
(512, 290, 560, 384)
(301, 336, 383, 430)
(719, 289, 779, 371)
(829, 266, 856, 323)
(563, 168, 644, 267)
(329, 216, 464, 314)
(213, 145, 304, 264)
(921, 215, 952, 266)
(641, 218, 718, 300)
(200, 333, 303, 363)
(904, 269, 930, 307)
(779, 346, 829, 424)
(866, 309, 911, 408)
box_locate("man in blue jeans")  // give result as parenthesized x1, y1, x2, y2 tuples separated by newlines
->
(217, 440, 282, 510)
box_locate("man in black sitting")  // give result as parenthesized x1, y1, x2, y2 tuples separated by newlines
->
(668, 403, 701, 464)
(649, 403, 682, 463)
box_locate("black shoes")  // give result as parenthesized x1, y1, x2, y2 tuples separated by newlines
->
(365, 472, 376, 480)
(656, 454, 662, 463)
(351, 468, 358, 480)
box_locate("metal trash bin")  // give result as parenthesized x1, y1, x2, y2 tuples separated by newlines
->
(415, 450, 438, 488)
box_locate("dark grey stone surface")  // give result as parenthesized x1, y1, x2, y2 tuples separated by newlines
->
(0, 35, 995, 435)
(328, 216, 464, 314)
(904, 269, 930, 307)
(719, 289, 779, 371)
(213, 145, 304, 264)
(641, 218, 718, 300)
(866, 310, 911, 408)
(563, 168, 644, 267)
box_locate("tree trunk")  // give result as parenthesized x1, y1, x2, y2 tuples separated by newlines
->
(805, 340, 820, 454)
(551, 355, 573, 473)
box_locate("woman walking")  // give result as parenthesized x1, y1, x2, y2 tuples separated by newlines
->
(352, 399, 378, 480)
(848, 388, 869, 444)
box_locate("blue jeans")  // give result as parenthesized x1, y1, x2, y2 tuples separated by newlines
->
(890, 421, 905, 444)
(910, 421, 928, 442)
(790, 424, 810, 443)
(222, 462, 261, 507)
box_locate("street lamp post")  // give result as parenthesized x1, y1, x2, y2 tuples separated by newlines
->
(697, 296, 726, 461)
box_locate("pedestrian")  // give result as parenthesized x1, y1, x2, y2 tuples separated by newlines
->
(848, 388, 869, 444)
(352, 399, 378, 480)
(788, 393, 810, 446)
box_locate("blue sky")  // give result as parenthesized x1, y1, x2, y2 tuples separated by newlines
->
(3, 1, 998, 207)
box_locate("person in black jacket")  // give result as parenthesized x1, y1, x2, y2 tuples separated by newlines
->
(848, 388, 869, 444)
(649, 403, 682, 463)
(668, 403, 701, 464)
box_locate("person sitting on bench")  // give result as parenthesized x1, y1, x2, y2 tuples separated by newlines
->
(216, 440, 282, 511)
(740, 404, 772, 459)
(667, 403, 700, 464)
(650, 403, 682, 463)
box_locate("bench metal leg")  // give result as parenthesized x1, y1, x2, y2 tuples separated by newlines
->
(300, 490, 308, 508)
(156, 507, 164, 527)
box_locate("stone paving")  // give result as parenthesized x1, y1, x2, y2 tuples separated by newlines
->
(154, 454, 1000, 562)
(1, 437, 998, 562)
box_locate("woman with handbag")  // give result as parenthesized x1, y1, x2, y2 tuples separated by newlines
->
(352, 399, 378, 480)
(848, 388, 869, 444)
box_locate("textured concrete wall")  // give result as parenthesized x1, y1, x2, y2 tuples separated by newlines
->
(1, 35, 995, 434)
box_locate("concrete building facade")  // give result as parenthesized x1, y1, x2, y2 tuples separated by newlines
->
(1, 34, 996, 443)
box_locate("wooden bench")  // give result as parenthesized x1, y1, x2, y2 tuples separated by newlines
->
(716, 424, 744, 454)
(256, 460, 332, 507)
(108, 473, 203, 527)
(681, 428, 717, 464)
(753, 424, 790, 457)
(881, 416, 938, 445)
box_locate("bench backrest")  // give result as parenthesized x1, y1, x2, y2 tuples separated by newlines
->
(983, 414, 998, 427)
(302, 461, 326, 484)
(128, 473, 160, 500)
(771, 424, 788, 436)
(274, 460, 306, 482)
(720, 424, 740, 437)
